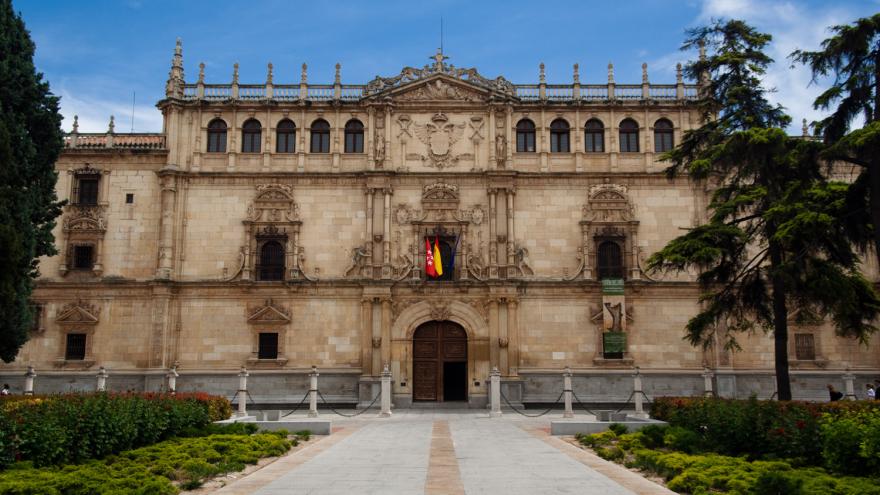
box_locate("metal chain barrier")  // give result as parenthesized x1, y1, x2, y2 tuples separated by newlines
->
(613, 390, 652, 413)
(278, 391, 311, 419)
(500, 390, 564, 418)
(317, 390, 381, 417)
(568, 390, 599, 416)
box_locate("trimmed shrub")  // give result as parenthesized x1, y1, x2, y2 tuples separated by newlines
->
(608, 423, 628, 436)
(820, 408, 880, 475)
(0, 393, 232, 469)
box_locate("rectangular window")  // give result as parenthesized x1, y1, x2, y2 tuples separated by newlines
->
(242, 133, 261, 153)
(655, 133, 674, 152)
(258, 332, 279, 359)
(345, 133, 364, 153)
(65, 333, 86, 361)
(276, 133, 295, 153)
(585, 133, 604, 152)
(125, 193, 134, 204)
(73, 245, 94, 270)
(620, 132, 639, 152)
(30, 304, 42, 333)
(76, 176, 100, 205)
(311, 133, 330, 153)
(516, 132, 535, 153)
(550, 133, 570, 153)
(795, 333, 815, 360)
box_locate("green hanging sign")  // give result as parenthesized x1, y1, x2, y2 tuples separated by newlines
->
(602, 278, 625, 295)
(603, 331, 626, 354)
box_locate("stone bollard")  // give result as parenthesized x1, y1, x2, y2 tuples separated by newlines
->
(702, 367, 715, 397)
(843, 369, 856, 401)
(632, 366, 646, 418)
(563, 366, 574, 418)
(308, 366, 319, 418)
(96, 366, 109, 392)
(489, 367, 502, 418)
(380, 363, 392, 417)
(237, 366, 249, 417)
(24, 366, 36, 396)
(166, 364, 179, 395)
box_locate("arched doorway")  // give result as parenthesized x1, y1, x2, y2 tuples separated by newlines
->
(413, 321, 467, 402)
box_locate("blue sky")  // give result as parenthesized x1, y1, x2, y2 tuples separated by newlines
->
(15, 0, 879, 133)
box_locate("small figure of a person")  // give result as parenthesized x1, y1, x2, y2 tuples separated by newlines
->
(0, 384, 9, 396)
(827, 384, 843, 402)
(866, 383, 876, 401)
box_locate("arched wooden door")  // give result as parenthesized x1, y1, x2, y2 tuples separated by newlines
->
(413, 321, 468, 402)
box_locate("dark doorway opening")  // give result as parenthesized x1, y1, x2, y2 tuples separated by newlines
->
(412, 321, 468, 402)
(443, 362, 467, 401)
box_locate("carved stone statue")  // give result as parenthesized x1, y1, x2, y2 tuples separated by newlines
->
(344, 245, 369, 277)
(604, 302, 623, 332)
(515, 245, 534, 276)
(374, 134, 386, 167)
(495, 134, 507, 167)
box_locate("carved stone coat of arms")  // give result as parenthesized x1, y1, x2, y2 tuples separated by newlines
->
(414, 112, 465, 169)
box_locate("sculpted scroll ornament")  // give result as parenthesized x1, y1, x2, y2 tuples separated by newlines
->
(413, 113, 465, 169)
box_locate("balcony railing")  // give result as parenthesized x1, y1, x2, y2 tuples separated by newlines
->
(63, 133, 166, 150)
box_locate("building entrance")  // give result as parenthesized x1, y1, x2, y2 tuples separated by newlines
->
(412, 321, 467, 401)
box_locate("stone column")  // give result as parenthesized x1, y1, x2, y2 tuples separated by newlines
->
(380, 363, 392, 417)
(365, 188, 375, 267)
(381, 298, 392, 367)
(702, 367, 714, 397)
(23, 366, 36, 396)
(488, 108, 497, 167)
(489, 298, 499, 369)
(843, 370, 856, 401)
(499, 298, 509, 376)
(506, 190, 516, 268)
(632, 367, 646, 418)
(383, 188, 392, 271)
(489, 367, 502, 418)
(488, 189, 497, 274)
(507, 300, 519, 376)
(309, 366, 319, 417)
(96, 366, 109, 392)
(361, 298, 373, 376)
(156, 173, 177, 280)
(237, 366, 249, 417)
(563, 367, 574, 418)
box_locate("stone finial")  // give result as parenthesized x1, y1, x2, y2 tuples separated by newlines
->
(642, 62, 649, 84)
(198, 62, 205, 84)
(699, 39, 707, 62)
(232, 63, 239, 85)
(72, 115, 79, 133)
(802, 118, 809, 137)
(25, 365, 36, 378)
(301, 63, 308, 84)
(607, 62, 614, 83)
(539, 62, 546, 84)
(335, 62, 341, 84)
(107, 115, 115, 134)
(573, 63, 580, 84)
(676, 63, 683, 84)
(267, 62, 273, 84)
(165, 38, 184, 97)
(174, 37, 182, 57)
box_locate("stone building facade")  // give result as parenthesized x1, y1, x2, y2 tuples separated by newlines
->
(2, 41, 877, 405)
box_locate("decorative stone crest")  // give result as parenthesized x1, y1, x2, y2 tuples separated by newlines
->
(413, 113, 465, 169)
(363, 50, 515, 96)
(396, 79, 482, 102)
(247, 299, 291, 324)
(63, 206, 107, 232)
(429, 300, 452, 321)
(584, 183, 634, 223)
(56, 300, 100, 325)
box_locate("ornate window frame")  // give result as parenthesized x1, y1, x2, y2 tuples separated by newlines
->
(60, 165, 109, 277)
(53, 300, 99, 369)
(245, 299, 290, 367)
(569, 183, 640, 281)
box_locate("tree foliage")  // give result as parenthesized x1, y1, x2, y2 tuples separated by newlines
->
(0, 0, 64, 362)
(648, 20, 880, 400)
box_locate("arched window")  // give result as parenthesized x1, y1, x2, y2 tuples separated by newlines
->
(276, 119, 296, 153)
(241, 119, 261, 153)
(584, 119, 604, 153)
(310, 119, 330, 153)
(654, 118, 674, 153)
(344, 119, 364, 153)
(258, 241, 285, 281)
(597, 241, 624, 279)
(549, 119, 570, 153)
(207, 119, 227, 153)
(619, 119, 639, 153)
(516, 119, 536, 152)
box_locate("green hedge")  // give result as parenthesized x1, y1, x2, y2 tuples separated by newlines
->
(0, 393, 232, 469)
(650, 397, 880, 465)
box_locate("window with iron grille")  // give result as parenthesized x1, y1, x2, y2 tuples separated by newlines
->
(258, 332, 279, 359)
(344, 119, 364, 153)
(795, 333, 815, 360)
(76, 176, 100, 205)
(597, 241, 624, 279)
(30, 304, 42, 333)
(310, 119, 330, 153)
(73, 245, 94, 270)
(65, 333, 86, 361)
(516, 119, 536, 152)
(257, 240, 285, 281)
(276, 119, 296, 153)
(584, 119, 605, 152)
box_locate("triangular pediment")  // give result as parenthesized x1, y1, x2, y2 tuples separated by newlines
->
(247, 299, 291, 324)
(56, 302, 99, 325)
(386, 74, 489, 102)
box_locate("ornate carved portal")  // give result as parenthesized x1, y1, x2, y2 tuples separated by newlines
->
(412, 320, 468, 402)
(568, 183, 640, 281)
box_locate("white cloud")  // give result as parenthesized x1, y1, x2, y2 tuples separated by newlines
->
(58, 89, 163, 133)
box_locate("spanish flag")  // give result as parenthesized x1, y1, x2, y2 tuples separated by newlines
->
(433, 236, 444, 276)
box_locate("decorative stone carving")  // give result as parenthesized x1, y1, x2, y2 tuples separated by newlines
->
(396, 79, 482, 102)
(56, 300, 100, 325)
(498, 337, 509, 348)
(393, 203, 424, 225)
(429, 300, 452, 321)
(465, 298, 490, 322)
(247, 299, 291, 324)
(372, 337, 382, 349)
(63, 206, 107, 232)
(514, 244, 534, 277)
(343, 244, 370, 278)
(363, 50, 515, 96)
(495, 134, 507, 168)
(413, 113, 465, 169)
(584, 183, 635, 223)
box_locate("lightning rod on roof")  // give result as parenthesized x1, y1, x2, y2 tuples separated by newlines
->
(131, 91, 136, 133)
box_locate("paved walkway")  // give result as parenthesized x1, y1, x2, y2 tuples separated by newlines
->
(214, 410, 674, 495)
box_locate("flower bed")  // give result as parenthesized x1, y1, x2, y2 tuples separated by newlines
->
(0, 428, 304, 494)
(0, 393, 232, 469)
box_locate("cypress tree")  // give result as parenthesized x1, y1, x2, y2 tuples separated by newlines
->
(0, 0, 64, 362)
